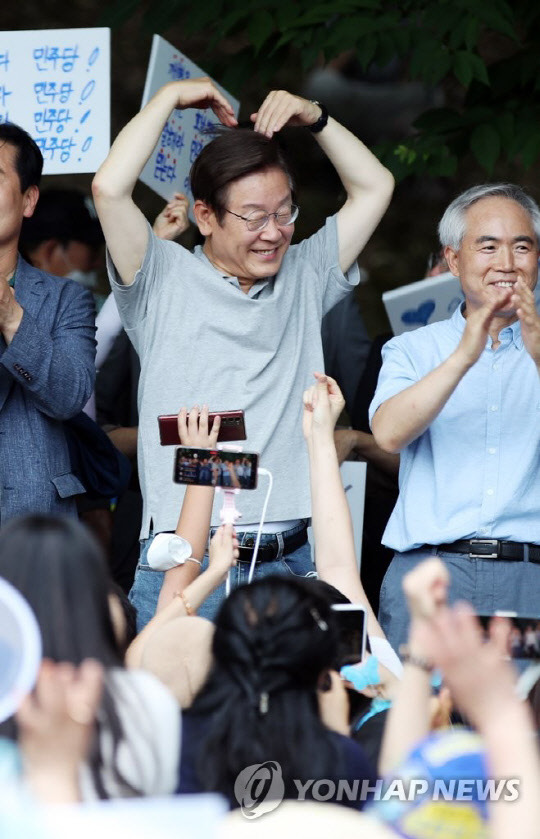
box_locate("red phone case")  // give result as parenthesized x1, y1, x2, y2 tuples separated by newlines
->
(158, 410, 246, 445)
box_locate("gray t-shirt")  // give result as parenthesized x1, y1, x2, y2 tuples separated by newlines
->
(108, 215, 359, 537)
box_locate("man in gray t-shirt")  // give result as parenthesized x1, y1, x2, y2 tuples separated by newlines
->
(93, 78, 394, 627)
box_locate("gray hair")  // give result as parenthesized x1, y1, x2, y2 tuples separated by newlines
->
(438, 183, 540, 250)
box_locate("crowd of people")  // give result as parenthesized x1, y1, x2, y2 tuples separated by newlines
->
(0, 70, 540, 839)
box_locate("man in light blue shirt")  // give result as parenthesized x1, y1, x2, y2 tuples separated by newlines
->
(370, 184, 540, 650)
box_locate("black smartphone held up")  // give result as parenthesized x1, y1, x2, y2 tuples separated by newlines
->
(331, 604, 367, 669)
(173, 446, 259, 490)
(158, 410, 246, 446)
(477, 612, 540, 661)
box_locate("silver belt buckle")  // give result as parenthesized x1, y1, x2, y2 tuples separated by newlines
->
(469, 538, 498, 559)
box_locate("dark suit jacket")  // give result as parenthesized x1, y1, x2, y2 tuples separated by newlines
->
(0, 256, 96, 523)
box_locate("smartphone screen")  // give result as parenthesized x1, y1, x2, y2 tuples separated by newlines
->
(173, 446, 259, 490)
(331, 604, 367, 669)
(477, 613, 540, 661)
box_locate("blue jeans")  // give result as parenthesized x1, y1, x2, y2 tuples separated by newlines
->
(129, 527, 315, 631)
(379, 546, 540, 652)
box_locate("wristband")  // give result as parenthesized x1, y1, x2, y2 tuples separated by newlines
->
(308, 101, 329, 134)
(399, 645, 433, 673)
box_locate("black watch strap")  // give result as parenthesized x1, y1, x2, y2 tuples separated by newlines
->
(308, 101, 329, 133)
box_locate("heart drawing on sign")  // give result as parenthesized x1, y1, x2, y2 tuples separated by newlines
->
(401, 299, 436, 327)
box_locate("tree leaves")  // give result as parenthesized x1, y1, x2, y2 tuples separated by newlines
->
(100, 0, 540, 179)
(470, 124, 501, 173)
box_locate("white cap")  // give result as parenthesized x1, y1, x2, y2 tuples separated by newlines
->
(147, 533, 193, 571)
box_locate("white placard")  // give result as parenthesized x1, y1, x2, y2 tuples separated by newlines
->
(139, 35, 240, 205)
(309, 460, 367, 572)
(384, 270, 540, 336)
(383, 272, 464, 336)
(0, 28, 110, 174)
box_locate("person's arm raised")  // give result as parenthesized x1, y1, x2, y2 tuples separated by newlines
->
(303, 373, 384, 639)
(372, 290, 512, 453)
(251, 91, 394, 273)
(126, 524, 238, 668)
(156, 404, 221, 613)
(421, 605, 540, 839)
(378, 558, 449, 776)
(152, 192, 191, 242)
(92, 78, 237, 286)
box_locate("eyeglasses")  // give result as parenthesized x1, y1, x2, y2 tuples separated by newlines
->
(224, 204, 299, 232)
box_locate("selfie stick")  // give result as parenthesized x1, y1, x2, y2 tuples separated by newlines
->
(214, 460, 274, 591)
(216, 444, 245, 596)
(246, 467, 273, 585)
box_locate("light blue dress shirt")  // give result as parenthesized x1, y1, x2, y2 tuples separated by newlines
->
(369, 305, 540, 552)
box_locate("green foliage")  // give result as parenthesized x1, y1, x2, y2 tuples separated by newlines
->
(100, 0, 540, 179)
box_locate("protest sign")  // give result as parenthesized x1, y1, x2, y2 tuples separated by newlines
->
(383, 272, 464, 336)
(384, 269, 540, 336)
(0, 28, 110, 174)
(139, 35, 240, 206)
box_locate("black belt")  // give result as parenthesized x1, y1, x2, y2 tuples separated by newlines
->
(428, 539, 540, 563)
(235, 525, 308, 563)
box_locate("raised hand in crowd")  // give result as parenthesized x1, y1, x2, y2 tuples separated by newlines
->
(378, 557, 449, 776)
(126, 405, 240, 667)
(152, 192, 190, 242)
(176, 403, 221, 449)
(303, 370, 345, 441)
(414, 604, 540, 839)
(302, 375, 384, 632)
(17, 658, 104, 804)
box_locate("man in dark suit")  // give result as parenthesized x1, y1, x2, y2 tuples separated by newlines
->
(0, 123, 96, 524)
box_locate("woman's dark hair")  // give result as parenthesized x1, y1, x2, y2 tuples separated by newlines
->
(190, 127, 296, 223)
(108, 581, 138, 656)
(0, 514, 142, 797)
(0, 123, 43, 191)
(189, 575, 343, 801)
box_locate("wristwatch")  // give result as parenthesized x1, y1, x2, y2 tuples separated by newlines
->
(308, 101, 329, 133)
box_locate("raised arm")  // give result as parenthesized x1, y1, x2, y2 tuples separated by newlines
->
(429, 607, 540, 839)
(152, 192, 191, 242)
(156, 405, 221, 613)
(92, 78, 237, 286)
(126, 523, 237, 668)
(378, 557, 449, 776)
(372, 290, 512, 453)
(303, 373, 384, 639)
(251, 92, 394, 273)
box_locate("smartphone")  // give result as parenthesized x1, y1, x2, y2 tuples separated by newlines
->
(173, 446, 259, 489)
(331, 604, 367, 669)
(158, 410, 246, 446)
(477, 613, 540, 661)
